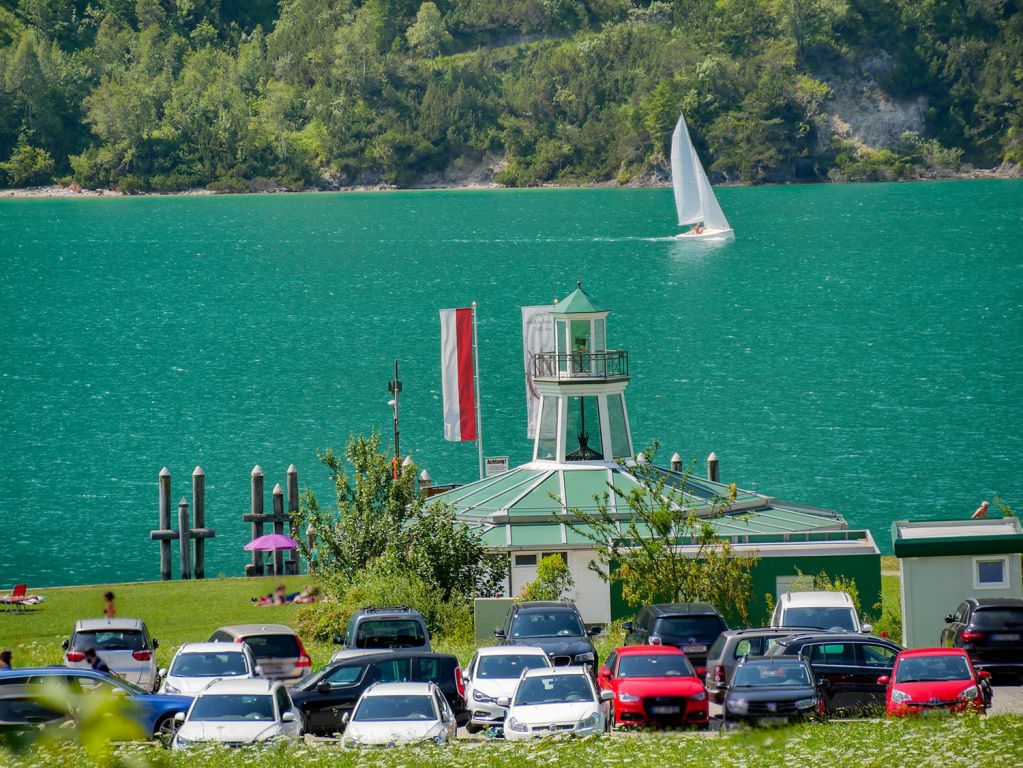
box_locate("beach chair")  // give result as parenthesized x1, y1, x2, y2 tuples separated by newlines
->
(1, 584, 31, 613)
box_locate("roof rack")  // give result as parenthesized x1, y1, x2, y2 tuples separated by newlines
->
(359, 605, 414, 613)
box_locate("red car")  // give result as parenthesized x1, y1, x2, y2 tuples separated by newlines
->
(878, 648, 991, 717)
(596, 645, 708, 729)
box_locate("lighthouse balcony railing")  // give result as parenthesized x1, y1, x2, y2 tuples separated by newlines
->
(532, 350, 629, 381)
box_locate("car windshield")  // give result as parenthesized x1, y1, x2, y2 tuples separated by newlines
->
(242, 634, 299, 659)
(477, 654, 550, 679)
(72, 630, 145, 651)
(354, 619, 426, 649)
(732, 662, 811, 688)
(653, 616, 725, 641)
(971, 608, 1023, 628)
(352, 695, 436, 722)
(617, 654, 694, 678)
(510, 612, 585, 638)
(293, 664, 364, 691)
(895, 656, 972, 683)
(514, 674, 593, 706)
(189, 694, 275, 721)
(781, 608, 856, 631)
(171, 652, 248, 678)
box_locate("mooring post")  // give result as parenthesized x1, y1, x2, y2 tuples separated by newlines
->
(272, 483, 285, 578)
(158, 468, 172, 580)
(708, 452, 720, 483)
(192, 466, 205, 579)
(670, 452, 683, 473)
(419, 469, 432, 496)
(178, 497, 192, 580)
(287, 465, 300, 575)
(250, 465, 265, 576)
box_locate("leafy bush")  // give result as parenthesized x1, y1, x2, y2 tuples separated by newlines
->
(0, 143, 54, 186)
(519, 554, 574, 601)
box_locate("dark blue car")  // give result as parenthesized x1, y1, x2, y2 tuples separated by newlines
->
(0, 667, 192, 743)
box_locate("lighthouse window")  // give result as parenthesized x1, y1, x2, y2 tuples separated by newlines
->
(607, 394, 631, 458)
(564, 396, 603, 461)
(536, 396, 558, 460)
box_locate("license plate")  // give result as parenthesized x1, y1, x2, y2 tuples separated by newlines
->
(650, 706, 681, 714)
(919, 708, 951, 717)
(991, 633, 1020, 641)
(758, 717, 788, 726)
(683, 644, 707, 653)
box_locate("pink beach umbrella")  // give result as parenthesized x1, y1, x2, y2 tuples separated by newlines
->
(244, 533, 299, 552)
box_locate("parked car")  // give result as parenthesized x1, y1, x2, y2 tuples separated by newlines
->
(766, 632, 903, 714)
(463, 646, 552, 733)
(61, 619, 160, 691)
(721, 656, 826, 727)
(159, 642, 261, 695)
(495, 601, 601, 674)
(0, 667, 191, 743)
(341, 682, 457, 747)
(623, 603, 727, 669)
(291, 651, 466, 735)
(878, 648, 991, 717)
(499, 667, 612, 740)
(770, 591, 872, 634)
(172, 678, 302, 748)
(208, 624, 311, 686)
(704, 628, 820, 704)
(597, 645, 708, 729)
(941, 597, 1023, 680)
(330, 606, 431, 664)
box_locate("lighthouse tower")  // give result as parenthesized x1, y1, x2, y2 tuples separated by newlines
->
(531, 282, 633, 464)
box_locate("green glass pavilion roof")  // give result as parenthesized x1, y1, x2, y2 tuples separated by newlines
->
(551, 285, 606, 315)
(433, 462, 847, 550)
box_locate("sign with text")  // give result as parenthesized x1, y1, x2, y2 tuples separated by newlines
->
(485, 456, 510, 477)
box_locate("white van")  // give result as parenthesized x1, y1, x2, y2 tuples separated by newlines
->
(770, 591, 872, 634)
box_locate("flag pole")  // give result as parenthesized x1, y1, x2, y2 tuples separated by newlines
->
(472, 301, 484, 480)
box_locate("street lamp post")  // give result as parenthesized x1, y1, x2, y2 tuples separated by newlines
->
(388, 359, 402, 479)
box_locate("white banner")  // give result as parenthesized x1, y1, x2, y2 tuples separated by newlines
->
(522, 305, 556, 439)
(485, 456, 509, 477)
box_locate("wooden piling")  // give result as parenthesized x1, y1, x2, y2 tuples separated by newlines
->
(287, 465, 300, 575)
(192, 466, 205, 579)
(272, 483, 285, 577)
(670, 452, 683, 472)
(158, 468, 172, 581)
(708, 452, 720, 483)
(250, 465, 264, 576)
(178, 497, 191, 580)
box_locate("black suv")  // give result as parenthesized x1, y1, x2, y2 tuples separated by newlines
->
(722, 656, 825, 726)
(941, 597, 1023, 679)
(333, 606, 431, 652)
(624, 603, 727, 669)
(766, 632, 903, 714)
(290, 651, 466, 735)
(495, 601, 600, 674)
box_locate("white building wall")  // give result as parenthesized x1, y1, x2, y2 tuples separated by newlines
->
(505, 549, 611, 625)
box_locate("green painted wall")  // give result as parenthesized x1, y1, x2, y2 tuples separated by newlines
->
(474, 598, 515, 643)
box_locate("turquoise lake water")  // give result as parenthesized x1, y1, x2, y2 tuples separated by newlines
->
(1, 180, 1021, 587)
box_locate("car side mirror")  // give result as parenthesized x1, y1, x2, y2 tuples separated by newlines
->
(599, 690, 614, 702)
(282, 712, 296, 723)
(158, 668, 168, 678)
(597, 667, 610, 679)
(588, 626, 601, 636)
(493, 629, 507, 639)
(152, 639, 159, 649)
(461, 673, 470, 686)
(341, 711, 350, 725)
(332, 633, 343, 645)
(696, 667, 706, 678)
(817, 679, 830, 688)
(254, 665, 265, 677)
(622, 622, 633, 632)
(61, 639, 69, 651)
(876, 675, 890, 686)
(944, 614, 954, 623)
(496, 697, 511, 708)
(317, 680, 331, 694)
(978, 670, 992, 681)
(861, 624, 872, 634)
(174, 711, 186, 723)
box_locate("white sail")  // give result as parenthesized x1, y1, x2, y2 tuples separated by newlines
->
(671, 114, 702, 226)
(694, 144, 731, 231)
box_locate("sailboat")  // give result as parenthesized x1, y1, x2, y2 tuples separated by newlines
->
(671, 112, 735, 241)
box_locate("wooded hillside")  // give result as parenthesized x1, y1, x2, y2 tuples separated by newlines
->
(1, 1, 1020, 191)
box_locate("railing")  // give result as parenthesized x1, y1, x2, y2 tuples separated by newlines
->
(532, 350, 629, 381)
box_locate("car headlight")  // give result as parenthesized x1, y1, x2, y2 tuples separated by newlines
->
(473, 689, 495, 703)
(618, 692, 641, 703)
(795, 698, 817, 709)
(727, 698, 749, 714)
(577, 711, 601, 729)
(173, 735, 193, 748)
(574, 652, 595, 663)
(506, 716, 529, 733)
(958, 685, 979, 700)
(689, 691, 707, 701)
(891, 688, 912, 704)
(163, 683, 180, 695)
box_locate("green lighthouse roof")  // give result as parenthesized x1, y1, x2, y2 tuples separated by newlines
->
(551, 283, 606, 315)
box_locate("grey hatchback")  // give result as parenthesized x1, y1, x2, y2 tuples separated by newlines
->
(208, 624, 311, 687)
(704, 627, 819, 704)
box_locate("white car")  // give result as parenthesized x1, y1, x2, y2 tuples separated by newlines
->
(341, 682, 456, 747)
(770, 591, 872, 633)
(159, 642, 261, 695)
(172, 678, 302, 749)
(500, 667, 612, 740)
(464, 646, 552, 733)
(62, 618, 160, 691)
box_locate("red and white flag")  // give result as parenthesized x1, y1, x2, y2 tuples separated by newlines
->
(440, 307, 478, 441)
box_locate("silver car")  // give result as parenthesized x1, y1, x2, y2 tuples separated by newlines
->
(62, 618, 160, 691)
(159, 642, 261, 695)
(208, 624, 311, 687)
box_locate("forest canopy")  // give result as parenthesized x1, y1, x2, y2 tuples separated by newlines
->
(1, 0, 1020, 191)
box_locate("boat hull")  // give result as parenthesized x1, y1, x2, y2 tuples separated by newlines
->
(673, 228, 735, 242)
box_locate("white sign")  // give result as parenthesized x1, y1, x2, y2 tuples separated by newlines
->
(521, 305, 556, 439)
(485, 456, 509, 477)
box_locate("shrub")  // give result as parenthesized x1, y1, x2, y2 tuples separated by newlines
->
(520, 554, 574, 601)
(0, 143, 54, 187)
(207, 176, 249, 193)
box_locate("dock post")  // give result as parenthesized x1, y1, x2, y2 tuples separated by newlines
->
(250, 465, 265, 576)
(192, 466, 205, 579)
(670, 452, 683, 473)
(158, 468, 172, 581)
(287, 465, 300, 574)
(272, 483, 285, 577)
(707, 452, 720, 483)
(178, 497, 192, 580)
(419, 469, 432, 496)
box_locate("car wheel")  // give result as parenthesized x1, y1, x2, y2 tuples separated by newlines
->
(466, 723, 483, 734)
(155, 714, 180, 746)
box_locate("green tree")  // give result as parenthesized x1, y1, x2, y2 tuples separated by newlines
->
(405, 2, 452, 58)
(566, 444, 759, 622)
(0, 141, 54, 185)
(520, 554, 575, 601)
